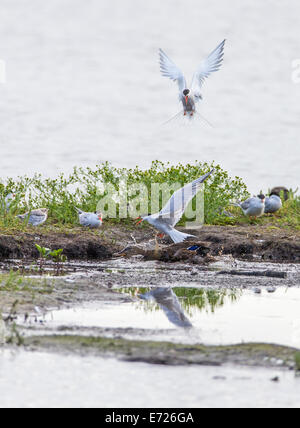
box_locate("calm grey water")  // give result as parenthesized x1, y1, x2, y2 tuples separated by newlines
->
(0, 0, 299, 193)
(0, 350, 299, 408)
(40, 287, 300, 349)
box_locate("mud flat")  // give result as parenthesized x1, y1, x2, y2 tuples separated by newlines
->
(0, 224, 300, 382)
(0, 224, 299, 263)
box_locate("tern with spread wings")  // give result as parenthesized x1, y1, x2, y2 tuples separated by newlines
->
(136, 170, 214, 244)
(159, 40, 225, 120)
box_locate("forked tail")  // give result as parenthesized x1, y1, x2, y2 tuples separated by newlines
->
(168, 228, 195, 244)
(75, 207, 84, 215)
(162, 110, 213, 127)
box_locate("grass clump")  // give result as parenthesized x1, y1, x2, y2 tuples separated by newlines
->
(0, 161, 249, 227)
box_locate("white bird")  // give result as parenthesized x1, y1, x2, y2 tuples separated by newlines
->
(159, 40, 226, 119)
(75, 208, 103, 229)
(232, 195, 265, 218)
(17, 208, 48, 226)
(136, 170, 214, 244)
(264, 193, 282, 214)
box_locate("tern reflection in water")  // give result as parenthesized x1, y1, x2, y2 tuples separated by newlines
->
(139, 287, 193, 328)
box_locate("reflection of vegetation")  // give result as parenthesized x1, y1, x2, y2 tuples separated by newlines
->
(120, 287, 242, 317)
(173, 287, 241, 315)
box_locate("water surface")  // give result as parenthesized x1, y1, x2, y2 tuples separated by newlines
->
(0, 0, 299, 192)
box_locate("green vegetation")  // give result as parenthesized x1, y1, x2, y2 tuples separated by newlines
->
(35, 244, 67, 274)
(0, 271, 52, 293)
(0, 161, 248, 227)
(222, 191, 300, 230)
(0, 161, 298, 231)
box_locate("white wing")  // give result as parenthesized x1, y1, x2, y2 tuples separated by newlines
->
(191, 40, 226, 102)
(159, 170, 214, 226)
(159, 48, 187, 95)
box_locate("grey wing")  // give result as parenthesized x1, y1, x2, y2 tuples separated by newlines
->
(191, 39, 225, 102)
(240, 197, 254, 211)
(80, 213, 92, 226)
(140, 288, 192, 328)
(159, 48, 187, 95)
(159, 170, 214, 226)
(29, 211, 46, 224)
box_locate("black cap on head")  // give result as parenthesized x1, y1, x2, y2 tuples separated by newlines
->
(183, 89, 190, 96)
(269, 192, 280, 198)
(257, 194, 265, 200)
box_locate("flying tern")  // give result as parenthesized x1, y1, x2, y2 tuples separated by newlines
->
(159, 40, 226, 120)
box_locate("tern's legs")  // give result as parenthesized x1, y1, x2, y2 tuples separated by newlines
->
(154, 233, 165, 253)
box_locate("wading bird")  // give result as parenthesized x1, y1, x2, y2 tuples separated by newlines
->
(136, 170, 214, 244)
(159, 40, 225, 120)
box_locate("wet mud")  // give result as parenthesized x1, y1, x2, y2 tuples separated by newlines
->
(23, 335, 299, 369)
(0, 224, 299, 263)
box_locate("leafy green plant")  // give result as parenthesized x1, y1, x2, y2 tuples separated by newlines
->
(49, 249, 67, 275)
(0, 161, 249, 227)
(35, 244, 67, 275)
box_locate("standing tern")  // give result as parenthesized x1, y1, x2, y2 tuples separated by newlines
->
(232, 195, 265, 219)
(17, 208, 48, 226)
(136, 170, 214, 244)
(159, 40, 226, 119)
(264, 193, 282, 214)
(75, 207, 103, 229)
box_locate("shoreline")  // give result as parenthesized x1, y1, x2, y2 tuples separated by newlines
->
(0, 224, 299, 264)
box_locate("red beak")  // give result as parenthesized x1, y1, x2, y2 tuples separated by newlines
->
(185, 96, 189, 105)
(135, 217, 143, 225)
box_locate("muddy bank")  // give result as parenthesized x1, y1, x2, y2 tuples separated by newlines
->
(0, 224, 299, 263)
(0, 230, 113, 261)
(22, 335, 299, 370)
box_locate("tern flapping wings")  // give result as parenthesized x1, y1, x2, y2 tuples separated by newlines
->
(191, 39, 226, 101)
(158, 170, 214, 227)
(159, 48, 187, 94)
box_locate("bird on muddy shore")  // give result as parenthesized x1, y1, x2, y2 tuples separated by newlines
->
(136, 170, 215, 244)
(264, 193, 282, 214)
(232, 195, 265, 219)
(75, 207, 103, 229)
(1, 193, 16, 213)
(17, 208, 48, 226)
(159, 40, 225, 120)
